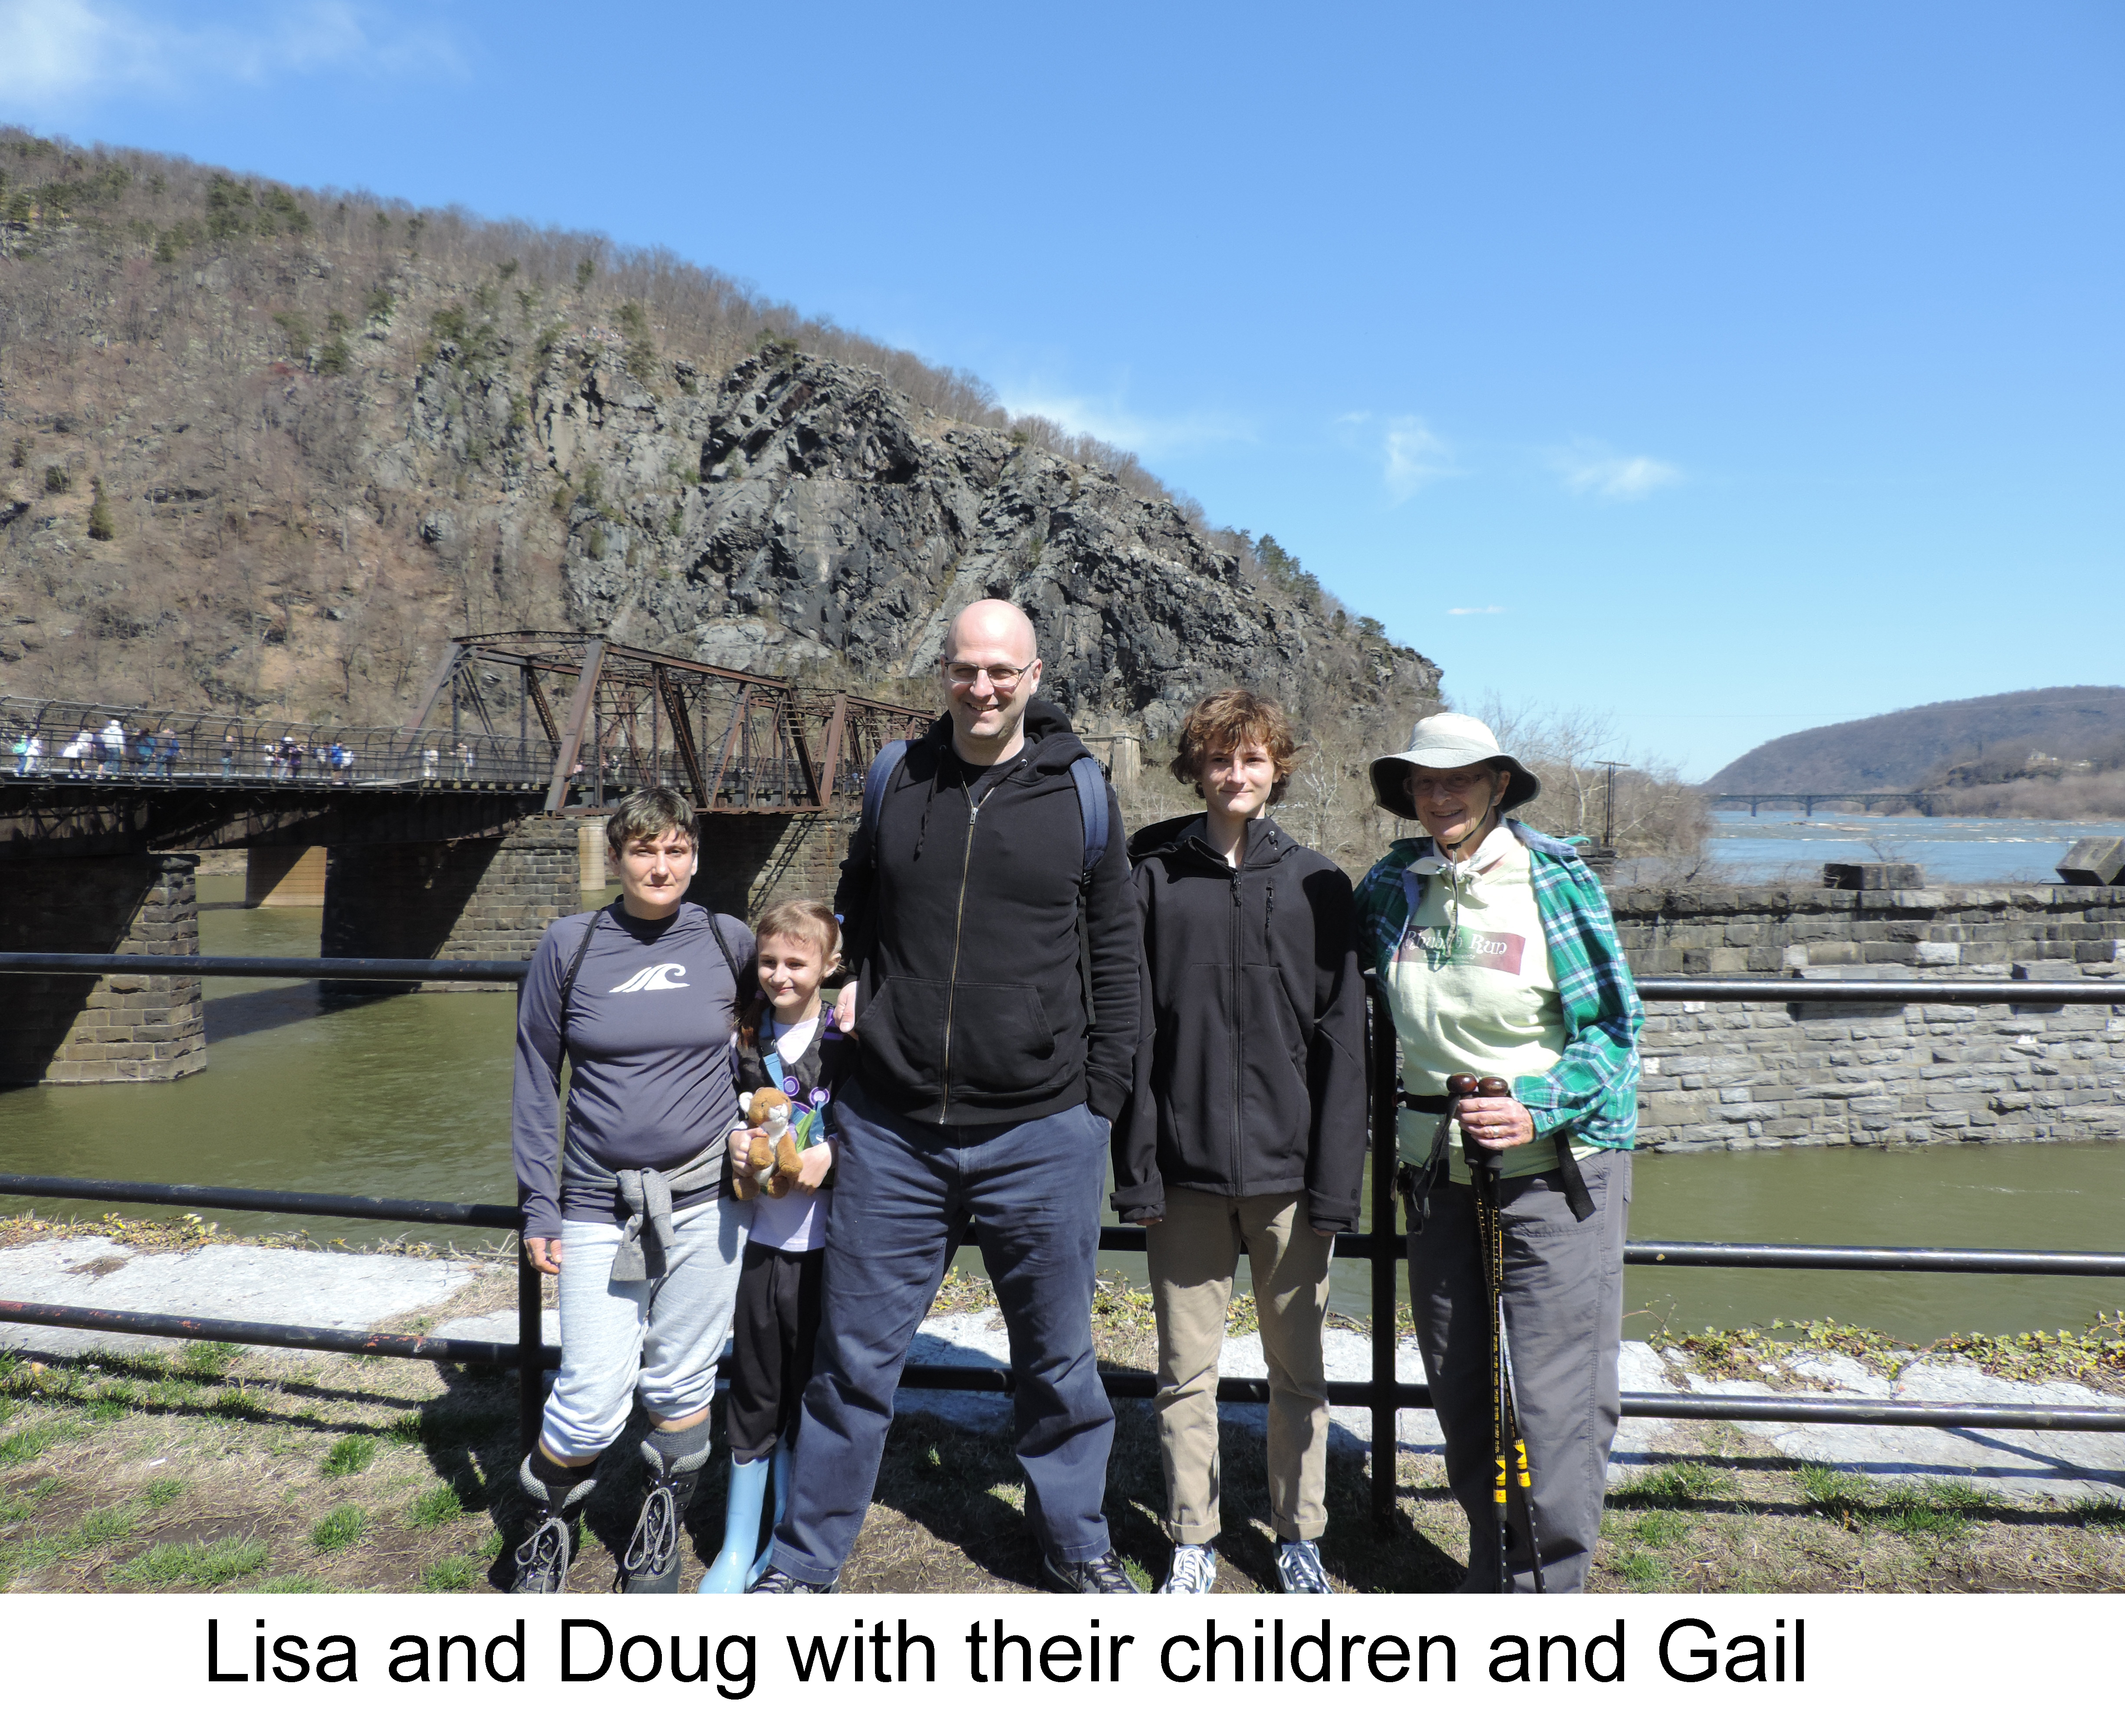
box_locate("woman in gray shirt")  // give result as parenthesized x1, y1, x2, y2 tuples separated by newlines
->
(510, 787, 755, 1593)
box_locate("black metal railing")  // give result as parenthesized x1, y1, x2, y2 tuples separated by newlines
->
(2, 954, 2123, 1525)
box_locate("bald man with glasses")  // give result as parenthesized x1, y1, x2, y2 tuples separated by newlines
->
(750, 600, 1142, 1594)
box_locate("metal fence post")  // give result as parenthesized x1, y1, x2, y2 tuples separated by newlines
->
(1365, 973, 1400, 1528)
(517, 1236, 543, 1453)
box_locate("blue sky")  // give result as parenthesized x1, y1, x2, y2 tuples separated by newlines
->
(7, 0, 2119, 778)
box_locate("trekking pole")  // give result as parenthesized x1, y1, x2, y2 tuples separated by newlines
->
(1466, 1075, 1547, 1594)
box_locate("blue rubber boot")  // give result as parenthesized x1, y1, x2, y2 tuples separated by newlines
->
(747, 1440, 793, 1587)
(698, 1455, 770, 1594)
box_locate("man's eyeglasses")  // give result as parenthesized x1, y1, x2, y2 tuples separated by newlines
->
(943, 660, 1035, 692)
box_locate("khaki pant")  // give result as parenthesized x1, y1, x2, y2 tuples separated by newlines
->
(1146, 1187, 1334, 1544)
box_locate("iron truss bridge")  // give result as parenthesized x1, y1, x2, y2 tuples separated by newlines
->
(2, 634, 933, 822)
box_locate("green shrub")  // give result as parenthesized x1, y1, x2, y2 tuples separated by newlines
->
(430, 304, 467, 345)
(320, 1436, 376, 1478)
(42, 465, 69, 495)
(585, 526, 608, 560)
(317, 336, 351, 375)
(310, 1505, 366, 1554)
(365, 286, 395, 322)
(8, 437, 26, 468)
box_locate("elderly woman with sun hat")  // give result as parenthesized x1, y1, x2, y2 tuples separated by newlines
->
(1352, 713, 1642, 1593)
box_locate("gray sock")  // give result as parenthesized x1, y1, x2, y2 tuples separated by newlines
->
(642, 1415, 715, 1477)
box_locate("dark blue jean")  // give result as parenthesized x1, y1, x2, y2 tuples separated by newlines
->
(768, 1079, 1116, 1581)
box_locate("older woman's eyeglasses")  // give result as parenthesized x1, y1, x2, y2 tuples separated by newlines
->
(943, 659, 1034, 692)
(1406, 767, 1493, 799)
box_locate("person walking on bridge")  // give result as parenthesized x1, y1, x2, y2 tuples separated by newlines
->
(510, 786, 756, 1594)
(753, 598, 1141, 1594)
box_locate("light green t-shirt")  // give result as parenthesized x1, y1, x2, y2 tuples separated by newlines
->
(1383, 828, 1569, 1181)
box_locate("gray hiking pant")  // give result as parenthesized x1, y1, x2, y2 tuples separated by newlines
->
(1406, 1147, 1629, 1593)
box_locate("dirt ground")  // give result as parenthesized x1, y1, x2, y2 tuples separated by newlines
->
(4, 1244, 2124, 1595)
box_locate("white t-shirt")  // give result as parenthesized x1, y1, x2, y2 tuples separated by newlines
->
(749, 1015, 829, 1252)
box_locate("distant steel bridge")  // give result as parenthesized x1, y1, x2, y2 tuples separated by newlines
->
(1708, 790, 1937, 818)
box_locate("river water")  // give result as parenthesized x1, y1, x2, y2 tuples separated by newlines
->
(1697, 813, 2123, 884)
(0, 880, 2119, 1342)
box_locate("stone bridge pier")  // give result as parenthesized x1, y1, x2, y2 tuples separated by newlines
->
(319, 811, 856, 988)
(0, 809, 858, 1082)
(0, 854, 205, 1085)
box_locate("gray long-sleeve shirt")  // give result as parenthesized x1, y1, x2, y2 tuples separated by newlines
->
(512, 899, 755, 1240)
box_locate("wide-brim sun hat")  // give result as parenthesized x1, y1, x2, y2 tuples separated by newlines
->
(1368, 711, 1542, 820)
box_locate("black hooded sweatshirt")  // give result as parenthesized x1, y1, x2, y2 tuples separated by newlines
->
(833, 700, 1139, 1126)
(1109, 811, 1368, 1233)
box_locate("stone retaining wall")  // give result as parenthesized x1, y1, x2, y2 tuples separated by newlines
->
(1609, 884, 2125, 1151)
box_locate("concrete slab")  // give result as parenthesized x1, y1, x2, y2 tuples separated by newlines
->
(0, 1236, 483, 1358)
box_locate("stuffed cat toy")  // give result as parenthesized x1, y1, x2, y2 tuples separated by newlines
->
(734, 1087, 803, 1200)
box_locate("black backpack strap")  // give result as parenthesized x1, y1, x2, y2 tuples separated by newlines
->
(703, 909, 746, 1017)
(556, 907, 605, 1040)
(1069, 754, 1110, 1033)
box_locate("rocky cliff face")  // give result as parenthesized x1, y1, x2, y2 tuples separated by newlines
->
(0, 136, 1438, 742)
(535, 349, 1438, 736)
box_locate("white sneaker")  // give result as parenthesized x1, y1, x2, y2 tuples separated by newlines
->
(1159, 1543, 1217, 1593)
(1276, 1539, 1330, 1593)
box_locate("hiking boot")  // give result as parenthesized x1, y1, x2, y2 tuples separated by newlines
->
(619, 1435, 709, 1594)
(1276, 1538, 1331, 1593)
(1041, 1549, 1140, 1593)
(510, 1456, 598, 1595)
(1158, 1543, 1217, 1594)
(748, 1565, 836, 1594)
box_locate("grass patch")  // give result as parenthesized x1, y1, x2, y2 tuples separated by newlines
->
(113, 1536, 270, 1587)
(1794, 1463, 1871, 1523)
(182, 1341, 243, 1379)
(320, 1436, 376, 1478)
(2072, 1498, 2125, 1531)
(407, 1484, 464, 1529)
(1612, 1462, 1737, 1508)
(421, 1555, 481, 1591)
(310, 1504, 366, 1554)
(255, 1573, 331, 1592)
(142, 1478, 183, 1508)
(0, 1421, 75, 1466)
(214, 1390, 273, 1422)
(1624, 1509, 1693, 1548)
(1616, 1550, 1667, 1588)
(89, 1384, 138, 1422)
(0, 1476, 61, 1523)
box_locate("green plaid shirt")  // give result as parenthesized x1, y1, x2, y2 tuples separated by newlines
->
(1353, 820, 1641, 1149)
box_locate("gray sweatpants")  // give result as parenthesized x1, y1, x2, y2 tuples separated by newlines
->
(1406, 1147, 1629, 1593)
(540, 1196, 750, 1460)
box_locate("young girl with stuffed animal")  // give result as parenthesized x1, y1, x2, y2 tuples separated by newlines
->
(700, 898, 853, 1592)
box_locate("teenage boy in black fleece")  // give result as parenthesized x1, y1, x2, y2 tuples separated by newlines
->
(1111, 690, 1366, 1595)
(752, 599, 1141, 1595)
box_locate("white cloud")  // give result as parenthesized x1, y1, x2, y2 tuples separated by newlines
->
(0, 0, 461, 105)
(1554, 441, 1682, 501)
(1382, 416, 1458, 500)
(997, 389, 1251, 458)
(1447, 605, 1508, 615)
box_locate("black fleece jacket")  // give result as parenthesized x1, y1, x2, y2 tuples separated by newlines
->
(1109, 812, 1368, 1232)
(833, 701, 1139, 1126)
